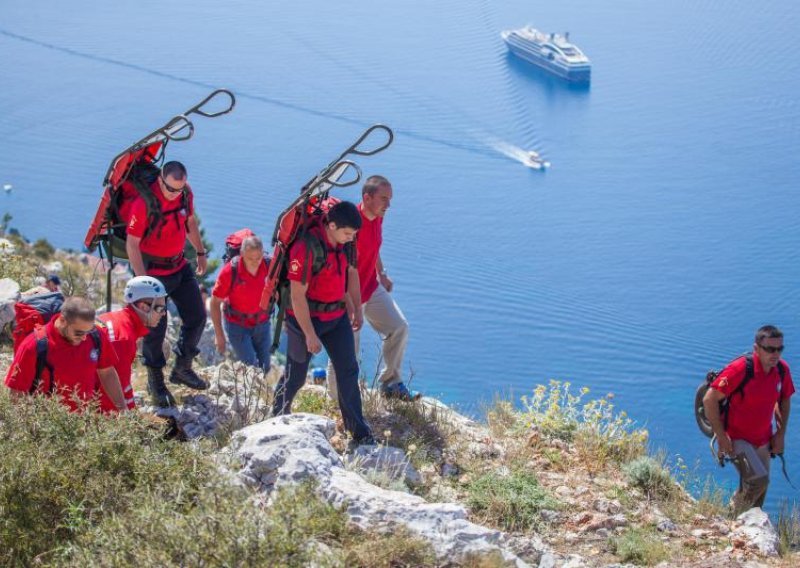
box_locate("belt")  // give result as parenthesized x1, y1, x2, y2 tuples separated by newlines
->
(144, 252, 185, 271)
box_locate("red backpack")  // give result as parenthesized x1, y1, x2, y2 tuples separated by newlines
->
(12, 292, 64, 353)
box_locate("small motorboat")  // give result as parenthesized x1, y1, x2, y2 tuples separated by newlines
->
(526, 151, 550, 170)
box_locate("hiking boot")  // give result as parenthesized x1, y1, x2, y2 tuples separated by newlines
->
(147, 366, 176, 408)
(380, 382, 421, 402)
(169, 356, 208, 390)
(348, 434, 377, 451)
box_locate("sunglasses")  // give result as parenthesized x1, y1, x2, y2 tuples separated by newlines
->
(160, 175, 185, 193)
(69, 325, 96, 338)
(143, 301, 167, 314)
(758, 344, 784, 354)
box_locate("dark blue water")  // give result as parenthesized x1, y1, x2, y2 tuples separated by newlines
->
(2, 0, 800, 513)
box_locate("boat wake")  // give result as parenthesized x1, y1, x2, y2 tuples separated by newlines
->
(490, 140, 550, 169)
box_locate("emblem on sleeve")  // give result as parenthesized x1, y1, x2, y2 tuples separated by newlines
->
(90, 349, 99, 362)
(289, 259, 301, 275)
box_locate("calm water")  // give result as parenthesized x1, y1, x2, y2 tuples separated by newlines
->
(2, 1, 800, 513)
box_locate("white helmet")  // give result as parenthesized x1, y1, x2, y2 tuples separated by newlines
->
(124, 276, 167, 304)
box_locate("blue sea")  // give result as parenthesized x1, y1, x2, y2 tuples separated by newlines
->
(2, 1, 799, 514)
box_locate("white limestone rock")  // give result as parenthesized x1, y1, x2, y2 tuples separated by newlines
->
(0, 278, 20, 326)
(732, 508, 779, 557)
(345, 444, 422, 488)
(223, 413, 541, 566)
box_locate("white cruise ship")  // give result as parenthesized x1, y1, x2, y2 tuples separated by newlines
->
(501, 26, 591, 82)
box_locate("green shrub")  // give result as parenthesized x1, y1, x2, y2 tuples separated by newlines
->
(623, 456, 676, 500)
(609, 526, 669, 565)
(466, 470, 560, 531)
(778, 500, 800, 556)
(0, 253, 39, 289)
(0, 389, 434, 567)
(32, 238, 55, 260)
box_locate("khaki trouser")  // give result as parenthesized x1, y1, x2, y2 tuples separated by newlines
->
(731, 439, 771, 515)
(327, 283, 409, 399)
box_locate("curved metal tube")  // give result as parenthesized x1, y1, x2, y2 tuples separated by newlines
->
(346, 124, 393, 156)
(186, 88, 236, 118)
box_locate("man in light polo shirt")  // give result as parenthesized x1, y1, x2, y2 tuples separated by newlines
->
(4, 296, 126, 412)
(327, 175, 419, 401)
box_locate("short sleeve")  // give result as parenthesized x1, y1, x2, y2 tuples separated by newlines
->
(127, 198, 148, 238)
(97, 327, 119, 369)
(4, 335, 38, 393)
(710, 357, 747, 397)
(212, 262, 233, 299)
(287, 239, 309, 282)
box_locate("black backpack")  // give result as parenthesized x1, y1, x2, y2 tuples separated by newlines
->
(694, 355, 786, 438)
(270, 219, 356, 352)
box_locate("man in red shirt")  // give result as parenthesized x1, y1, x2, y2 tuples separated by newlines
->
(97, 276, 168, 411)
(4, 296, 126, 412)
(271, 201, 373, 445)
(704, 325, 794, 513)
(327, 175, 417, 401)
(126, 160, 209, 407)
(210, 235, 271, 370)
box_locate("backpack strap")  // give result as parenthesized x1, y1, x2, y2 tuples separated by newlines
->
(227, 256, 241, 297)
(31, 329, 54, 395)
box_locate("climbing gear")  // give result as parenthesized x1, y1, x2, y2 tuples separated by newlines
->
(169, 355, 208, 390)
(123, 275, 167, 304)
(146, 366, 176, 408)
(83, 89, 236, 311)
(694, 355, 785, 438)
(12, 291, 65, 353)
(258, 124, 394, 353)
(770, 452, 798, 490)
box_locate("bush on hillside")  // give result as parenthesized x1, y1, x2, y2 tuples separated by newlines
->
(466, 470, 560, 531)
(623, 456, 676, 500)
(0, 390, 435, 567)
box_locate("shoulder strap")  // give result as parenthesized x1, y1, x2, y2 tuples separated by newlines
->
(32, 330, 53, 395)
(731, 355, 755, 400)
(300, 232, 328, 284)
(227, 256, 241, 297)
(89, 328, 102, 353)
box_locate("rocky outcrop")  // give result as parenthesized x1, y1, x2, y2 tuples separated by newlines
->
(0, 278, 20, 327)
(731, 508, 780, 557)
(223, 413, 546, 567)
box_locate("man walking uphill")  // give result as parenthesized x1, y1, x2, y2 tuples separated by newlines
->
(271, 201, 373, 445)
(126, 160, 209, 407)
(703, 325, 794, 513)
(327, 175, 418, 401)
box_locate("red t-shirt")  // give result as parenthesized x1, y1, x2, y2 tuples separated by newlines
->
(356, 203, 383, 303)
(4, 317, 118, 412)
(97, 305, 149, 412)
(212, 258, 270, 326)
(711, 354, 795, 446)
(127, 181, 195, 276)
(287, 225, 347, 321)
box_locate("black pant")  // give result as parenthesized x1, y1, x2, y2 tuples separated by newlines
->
(272, 314, 371, 440)
(142, 263, 207, 368)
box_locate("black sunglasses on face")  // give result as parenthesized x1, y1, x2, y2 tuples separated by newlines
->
(758, 344, 784, 354)
(142, 301, 167, 314)
(160, 175, 185, 193)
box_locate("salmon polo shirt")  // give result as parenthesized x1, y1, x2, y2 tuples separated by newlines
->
(97, 305, 149, 412)
(4, 317, 118, 411)
(287, 225, 348, 321)
(126, 181, 195, 276)
(711, 353, 795, 447)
